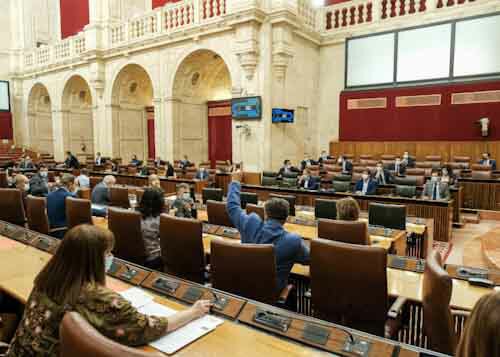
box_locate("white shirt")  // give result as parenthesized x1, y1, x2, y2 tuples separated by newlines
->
(362, 180, 369, 195)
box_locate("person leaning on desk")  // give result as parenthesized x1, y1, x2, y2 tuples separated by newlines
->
(4, 225, 211, 357)
(422, 169, 450, 201)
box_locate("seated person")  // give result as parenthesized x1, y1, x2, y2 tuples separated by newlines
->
(165, 161, 175, 177)
(195, 167, 209, 180)
(91, 175, 116, 205)
(138, 188, 165, 270)
(456, 291, 500, 357)
(29, 165, 50, 197)
(373, 161, 391, 185)
(179, 155, 191, 169)
(148, 174, 162, 191)
(75, 168, 90, 189)
(298, 168, 319, 190)
(402, 151, 415, 168)
(440, 165, 455, 186)
(11, 174, 29, 209)
(337, 155, 353, 173)
(422, 169, 450, 200)
(354, 169, 377, 195)
(278, 160, 299, 177)
(172, 183, 194, 218)
(47, 174, 76, 237)
(154, 156, 165, 167)
(226, 172, 310, 291)
(336, 197, 360, 221)
(318, 150, 332, 164)
(300, 156, 317, 171)
(64, 151, 80, 169)
(479, 152, 496, 170)
(130, 154, 142, 167)
(18, 155, 35, 169)
(95, 152, 104, 166)
(6, 225, 210, 357)
(390, 156, 406, 177)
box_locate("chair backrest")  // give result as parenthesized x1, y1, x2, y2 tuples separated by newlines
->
(60, 312, 161, 357)
(240, 192, 258, 209)
(332, 181, 351, 193)
(352, 166, 366, 173)
(317, 219, 369, 245)
(280, 177, 298, 188)
(395, 185, 417, 198)
(393, 176, 417, 186)
(314, 199, 337, 220)
(471, 164, 492, 171)
(202, 187, 223, 204)
(405, 168, 425, 176)
(310, 239, 388, 336)
(422, 250, 456, 355)
(359, 154, 373, 160)
(26, 196, 50, 234)
(109, 186, 130, 208)
(211, 239, 278, 304)
(207, 200, 234, 227)
(0, 170, 7, 188)
(380, 154, 396, 160)
(269, 193, 296, 216)
(452, 156, 470, 163)
(66, 197, 93, 229)
(89, 177, 101, 189)
(282, 171, 299, 179)
(368, 202, 406, 230)
(159, 215, 205, 283)
(0, 188, 26, 225)
(425, 155, 442, 162)
(246, 203, 265, 220)
(262, 176, 277, 186)
(108, 208, 147, 265)
(262, 171, 278, 178)
(471, 170, 492, 179)
(333, 174, 352, 182)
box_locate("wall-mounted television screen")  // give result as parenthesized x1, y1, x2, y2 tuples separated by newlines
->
(0, 81, 10, 112)
(231, 96, 262, 119)
(272, 108, 294, 123)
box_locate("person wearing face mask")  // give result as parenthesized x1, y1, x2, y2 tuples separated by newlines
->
(374, 161, 390, 185)
(278, 160, 299, 178)
(422, 169, 450, 201)
(195, 166, 209, 180)
(440, 165, 455, 186)
(402, 151, 415, 168)
(318, 150, 332, 164)
(298, 168, 319, 190)
(18, 155, 35, 170)
(337, 155, 353, 174)
(6, 225, 211, 357)
(391, 156, 406, 177)
(172, 183, 195, 218)
(11, 174, 30, 211)
(354, 169, 377, 195)
(29, 165, 50, 197)
(479, 152, 497, 170)
(47, 174, 76, 238)
(300, 156, 317, 172)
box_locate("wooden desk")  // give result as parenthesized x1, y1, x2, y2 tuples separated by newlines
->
(459, 177, 500, 211)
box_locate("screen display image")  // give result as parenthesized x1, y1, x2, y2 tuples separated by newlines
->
(272, 108, 295, 123)
(231, 97, 262, 119)
(0, 81, 10, 112)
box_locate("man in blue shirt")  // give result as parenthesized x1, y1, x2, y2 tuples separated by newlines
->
(226, 172, 310, 291)
(47, 173, 76, 238)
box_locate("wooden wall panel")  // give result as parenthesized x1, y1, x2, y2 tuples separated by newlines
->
(330, 141, 500, 162)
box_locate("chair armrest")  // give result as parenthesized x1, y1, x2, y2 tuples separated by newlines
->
(388, 296, 407, 319)
(49, 227, 67, 234)
(385, 297, 408, 339)
(451, 309, 470, 319)
(277, 284, 295, 305)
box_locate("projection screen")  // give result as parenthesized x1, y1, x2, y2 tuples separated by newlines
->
(0, 81, 10, 112)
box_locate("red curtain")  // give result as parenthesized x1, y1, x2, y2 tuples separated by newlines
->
(146, 107, 155, 159)
(0, 112, 13, 140)
(208, 101, 232, 167)
(339, 80, 500, 141)
(152, 0, 181, 8)
(60, 0, 89, 39)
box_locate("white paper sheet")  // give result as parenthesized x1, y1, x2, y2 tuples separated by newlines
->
(138, 302, 224, 354)
(119, 287, 154, 309)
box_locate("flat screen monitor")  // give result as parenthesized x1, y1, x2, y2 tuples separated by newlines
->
(232, 96, 262, 119)
(272, 108, 294, 123)
(0, 81, 10, 112)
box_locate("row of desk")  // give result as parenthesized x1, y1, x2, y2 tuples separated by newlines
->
(0, 222, 446, 357)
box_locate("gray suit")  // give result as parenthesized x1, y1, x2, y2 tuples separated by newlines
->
(422, 181, 450, 200)
(91, 182, 110, 205)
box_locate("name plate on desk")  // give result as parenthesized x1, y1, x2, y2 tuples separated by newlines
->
(218, 227, 240, 239)
(446, 265, 500, 286)
(107, 261, 149, 285)
(203, 224, 220, 235)
(182, 286, 204, 303)
(388, 255, 425, 273)
(32, 236, 59, 253)
(253, 309, 292, 333)
(153, 277, 180, 295)
(302, 323, 331, 346)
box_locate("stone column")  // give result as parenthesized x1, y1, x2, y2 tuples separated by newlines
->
(163, 97, 179, 162)
(51, 108, 65, 161)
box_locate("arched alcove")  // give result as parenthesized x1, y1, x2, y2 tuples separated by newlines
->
(27, 84, 54, 154)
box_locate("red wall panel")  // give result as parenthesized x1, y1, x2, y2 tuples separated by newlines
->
(0, 112, 13, 140)
(152, 0, 181, 8)
(339, 81, 500, 141)
(208, 101, 232, 167)
(60, 0, 89, 39)
(325, 0, 352, 4)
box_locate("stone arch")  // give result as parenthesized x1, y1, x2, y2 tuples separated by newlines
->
(61, 75, 94, 159)
(170, 49, 232, 163)
(27, 83, 54, 154)
(110, 63, 154, 162)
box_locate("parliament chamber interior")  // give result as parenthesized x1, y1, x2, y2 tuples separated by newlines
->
(0, 0, 500, 356)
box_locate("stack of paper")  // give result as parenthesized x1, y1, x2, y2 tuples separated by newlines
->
(119, 287, 154, 309)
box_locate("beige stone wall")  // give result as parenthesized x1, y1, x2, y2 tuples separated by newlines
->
(27, 84, 54, 154)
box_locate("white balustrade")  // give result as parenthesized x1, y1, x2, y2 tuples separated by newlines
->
(298, 0, 317, 30)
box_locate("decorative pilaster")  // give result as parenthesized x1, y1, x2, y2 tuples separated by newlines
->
(235, 22, 261, 81)
(272, 23, 294, 83)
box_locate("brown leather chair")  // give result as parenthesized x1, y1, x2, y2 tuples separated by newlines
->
(109, 186, 130, 208)
(210, 239, 293, 306)
(60, 312, 162, 357)
(352, 166, 367, 173)
(26, 196, 50, 234)
(471, 164, 493, 171)
(207, 200, 234, 228)
(89, 177, 101, 189)
(359, 154, 373, 160)
(317, 219, 369, 245)
(422, 250, 459, 355)
(425, 155, 442, 162)
(310, 239, 405, 337)
(269, 193, 296, 216)
(66, 197, 93, 229)
(108, 208, 147, 265)
(471, 170, 492, 179)
(246, 203, 265, 220)
(159, 215, 206, 283)
(77, 188, 91, 200)
(405, 168, 425, 176)
(0, 171, 7, 188)
(0, 188, 26, 226)
(452, 156, 470, 163)
(380, 154, 396, 160)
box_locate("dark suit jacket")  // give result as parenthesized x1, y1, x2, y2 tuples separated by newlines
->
(95, 156, 104, 166)
(47, 188, 75, 228)
(318, 156, 333, 164)
(403, 157, 416, 168)
(65, 155, 80, 169)
(29, 174, 49, 197)
(422, 181, 450, 200)
(154, 160, 166, 167)
(166, 164, 174, 177)
(19, 161, 35, 169)
(374, 169, 391, 185)
(299, 176, 319, 190)
(479, 159, 497, 170)
(354, 179, 378, 195)
(300, 160, 317, 171)
(91, 182, 110, 205)
(340, 160, 353, 173)
(130, 159, 142, 166)
(278, 166, 300, 177)
(389, 162, 406, 176)
(195, 171, 209, 180)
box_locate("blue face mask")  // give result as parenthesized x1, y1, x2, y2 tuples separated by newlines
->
(105, 254, 114, 272)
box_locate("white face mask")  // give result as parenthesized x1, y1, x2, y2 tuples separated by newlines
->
(337, 158, 343, 164)
(40, 171, 48, 178)
(377, 166, 383, 172)
(362, 174, 369, 180)
(431, 176, 439, 182)
(182, 193, 191, 200)
(105, 254, 114, 272)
